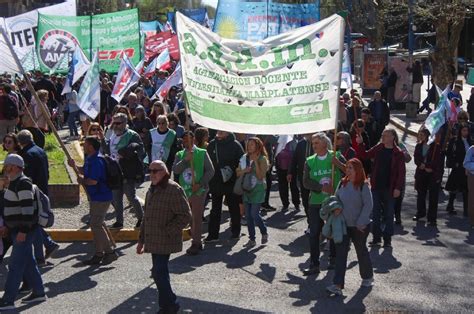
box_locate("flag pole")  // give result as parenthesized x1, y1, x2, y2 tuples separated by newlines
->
(331, 16, 346, 191)
(0, 26, 76, 173)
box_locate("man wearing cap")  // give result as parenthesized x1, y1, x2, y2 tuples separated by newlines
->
(0, 154, 46, 310)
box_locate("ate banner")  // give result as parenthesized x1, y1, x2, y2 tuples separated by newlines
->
(36, 9, 140, 73)
(144, 31, 180, 62)
(177, 12, 344, 135)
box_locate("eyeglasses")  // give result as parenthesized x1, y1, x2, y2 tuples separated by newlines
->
(149, 168, 165, 174)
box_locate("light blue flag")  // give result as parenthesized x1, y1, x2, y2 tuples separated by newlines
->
(77, 52, 100, 119)
(213, 0, 320, 40)
(425, 86, 450, 144)
(62, 45, 91, 95)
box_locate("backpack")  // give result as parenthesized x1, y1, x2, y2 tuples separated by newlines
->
(100, 155, 123, 190)
(33, 184, 54, 228)
(1, 95, 19, 120)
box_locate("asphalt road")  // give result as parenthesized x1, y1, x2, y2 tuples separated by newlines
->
(1, 125, 473, 313)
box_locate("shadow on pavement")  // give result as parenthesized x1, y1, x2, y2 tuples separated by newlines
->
(108, 285, 266, 313)
(370, 248, 402, 274)
(411, 222, 445, 247)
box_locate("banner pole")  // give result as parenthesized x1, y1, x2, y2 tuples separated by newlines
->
(0, 26, 76, 171)
(331, 16, 346, 191)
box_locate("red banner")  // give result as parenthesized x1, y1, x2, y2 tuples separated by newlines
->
(145, 31, 180, 62)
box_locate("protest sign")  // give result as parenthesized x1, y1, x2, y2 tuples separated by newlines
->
(177, 12, 344, 135)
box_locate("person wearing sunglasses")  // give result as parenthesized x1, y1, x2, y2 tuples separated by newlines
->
(147, 115, 180, 172)
(137, 160, 191, 314)
(103, 113, 145, 229)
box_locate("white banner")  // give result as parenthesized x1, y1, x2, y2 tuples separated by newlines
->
(3, 0, 76, 61)
(177, 12, 344, 135)
(0, 22, 21, 73)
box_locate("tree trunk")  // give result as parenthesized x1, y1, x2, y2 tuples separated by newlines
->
(430, 4, 466, 88)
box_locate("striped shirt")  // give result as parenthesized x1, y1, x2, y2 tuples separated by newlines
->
(3, 175, 37, 233)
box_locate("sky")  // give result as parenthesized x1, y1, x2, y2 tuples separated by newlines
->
(201, 0, 218, 8)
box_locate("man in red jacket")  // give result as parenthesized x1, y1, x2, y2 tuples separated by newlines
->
(356, 128, 406, 248)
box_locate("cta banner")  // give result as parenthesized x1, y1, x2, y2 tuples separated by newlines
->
(36, 9, 140, 73)
(177, 12, 344, 135)
(3, 0, 76, 61)
(213, 0, 320, 41)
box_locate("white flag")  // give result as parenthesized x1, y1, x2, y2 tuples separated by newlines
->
(77, 52, 100, 119)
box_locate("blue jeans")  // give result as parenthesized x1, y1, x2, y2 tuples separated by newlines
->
(372, 189, 395, 241)
(67, 110, 80, 136)
(3, 228, 44, 303)
(112, 180, 143, 224)
(333, 226, 373, 287)
(244, 202, 267, 241)
(151, 254, 178, 311)
(33, 227, 57, 262)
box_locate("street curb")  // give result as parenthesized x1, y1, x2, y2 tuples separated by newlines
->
(47, 228, 192, 242)
(390, 117, 419, 137)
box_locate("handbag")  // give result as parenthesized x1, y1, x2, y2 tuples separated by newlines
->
(215, 142, 233, 183)
(233, 156, 256, 195)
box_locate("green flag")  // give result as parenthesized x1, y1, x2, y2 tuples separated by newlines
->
(36, 9, 140, 73)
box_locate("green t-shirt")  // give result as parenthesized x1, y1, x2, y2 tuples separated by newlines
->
(307, 150, 342, 205)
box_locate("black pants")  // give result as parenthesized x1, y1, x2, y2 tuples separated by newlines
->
(308, 204, 336, 267)
(299, 178, 310, 223)
(25, 127, 45, 149)
(208, 192, 241, 239)
(277, 168, 300, 207)
(264, 168, 273, 205)
(416, 182, 440, 223)
(333, 226, 373, 287)
(394, 188, 405, 222)
(447, 192, 468, 215)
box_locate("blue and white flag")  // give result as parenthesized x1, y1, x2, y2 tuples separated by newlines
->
(62, 46, 91, 95)
(425, 85, 450, 144)
(77, 52, 100, 119)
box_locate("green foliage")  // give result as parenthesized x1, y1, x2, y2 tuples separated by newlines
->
(0, 133, 70, 184)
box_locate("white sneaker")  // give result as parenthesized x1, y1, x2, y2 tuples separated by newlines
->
(244, 240, 256, 248)
(361, 277, 374, 287)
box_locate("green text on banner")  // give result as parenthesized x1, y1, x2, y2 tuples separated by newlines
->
(176, 12, 344, 135)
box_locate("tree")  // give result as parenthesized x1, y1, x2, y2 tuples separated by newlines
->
(347, 0, 473, 88)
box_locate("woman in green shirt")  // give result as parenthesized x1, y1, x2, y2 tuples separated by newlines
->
(236, 137, 269, 248)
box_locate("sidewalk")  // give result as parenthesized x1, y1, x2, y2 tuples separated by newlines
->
(389, 110, 425, 137)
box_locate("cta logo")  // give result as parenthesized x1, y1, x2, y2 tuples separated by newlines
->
(38, 29, 79, 69)
(99, 48, 135, 61)
(290, 103, 324, 116)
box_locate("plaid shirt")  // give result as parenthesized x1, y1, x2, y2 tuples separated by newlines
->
(139, 180, 191, 255)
